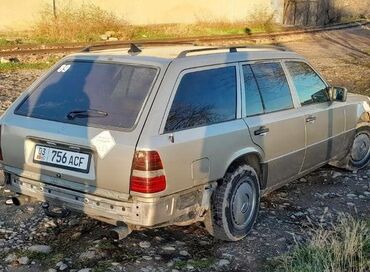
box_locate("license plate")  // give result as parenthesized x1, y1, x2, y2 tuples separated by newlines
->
(34, 145, 91, 172)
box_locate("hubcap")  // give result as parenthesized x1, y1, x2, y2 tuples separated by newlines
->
(231, 180, 256, 229)
(351, 133, 370, 165)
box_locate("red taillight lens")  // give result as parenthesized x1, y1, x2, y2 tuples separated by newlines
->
(130, 151, 166, 193)
(130, 175, 166, 193)
(132, 151, 164, 171)
(0, 125, 3, 161)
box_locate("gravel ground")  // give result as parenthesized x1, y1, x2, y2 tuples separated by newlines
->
(0, 26, 369, 272)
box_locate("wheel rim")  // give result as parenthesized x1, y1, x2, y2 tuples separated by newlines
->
(351, 133, 370, 166)
(230, 179, 256, 230)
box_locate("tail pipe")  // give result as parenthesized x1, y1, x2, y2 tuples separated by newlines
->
(109, 225, 132, 240)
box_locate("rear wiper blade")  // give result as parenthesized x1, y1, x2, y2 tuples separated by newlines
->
(66, 109, 108, 120)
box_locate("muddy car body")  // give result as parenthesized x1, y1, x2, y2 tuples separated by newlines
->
(1, 45, 369, 241)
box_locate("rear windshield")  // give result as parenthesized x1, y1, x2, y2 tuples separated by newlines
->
(15, 61, 158, 129)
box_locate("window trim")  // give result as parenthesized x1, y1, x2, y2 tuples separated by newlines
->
(282, 59, 330, 108)
(160, 63, 241, 134)
(13, 59, 161, 132)
(239, 60, 296, 118)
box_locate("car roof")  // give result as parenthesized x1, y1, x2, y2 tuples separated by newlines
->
(68, 45, 305, 68)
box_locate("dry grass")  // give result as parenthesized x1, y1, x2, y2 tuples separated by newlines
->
(32, 3, 132, 43)
(272, 214, 370, 272)
(24, 3, 278, 43)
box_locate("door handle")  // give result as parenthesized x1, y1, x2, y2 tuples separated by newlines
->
(306, 116, 317, 123)
(254, 126, 269, 136)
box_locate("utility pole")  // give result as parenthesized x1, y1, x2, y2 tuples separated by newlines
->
(53, 0, 57, 19)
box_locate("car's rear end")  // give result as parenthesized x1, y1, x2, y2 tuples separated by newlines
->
(0, 54, 176, 228)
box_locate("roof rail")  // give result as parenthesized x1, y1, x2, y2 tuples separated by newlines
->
(80, 45, 93, 52)
(79, 43, 143, 54)
(176, 45, 288, 58)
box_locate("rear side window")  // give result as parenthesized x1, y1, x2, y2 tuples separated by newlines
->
(251, 63, 293, 113)
(242, 65, 264, 116)
(285, 61, 328, 106)
(242, 62, 293, 116)
(164, 66, 237, 132)
(15, 61, 157, 129)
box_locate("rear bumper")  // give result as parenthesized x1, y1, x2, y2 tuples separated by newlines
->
(5, 172, 206, 227)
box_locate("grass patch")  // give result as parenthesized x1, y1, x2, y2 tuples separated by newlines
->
(0, 56, 59, 72)
(271, 215, 370, 272)
(92, 260, 112, 272)
(0, 62, 52, 72)
(97, 239, 116, 250)
(174, 258, 215, 270)
(22, 250, 64, 267)
(0, 38, 11, 46)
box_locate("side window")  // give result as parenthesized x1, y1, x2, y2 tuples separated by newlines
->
(251, 62, 293, 113)
(164, 66, 237, 132)
(285, 61, 328, 106)
(242, 65, 264, 116)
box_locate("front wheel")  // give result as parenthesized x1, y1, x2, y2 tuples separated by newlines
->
(349, 128, 370, 169)
(204, 165, 260, 241)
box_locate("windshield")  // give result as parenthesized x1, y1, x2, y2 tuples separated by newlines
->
(15, 61, 158, 129)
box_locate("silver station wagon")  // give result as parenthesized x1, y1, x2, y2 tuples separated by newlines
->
(1, 45, 369, 241)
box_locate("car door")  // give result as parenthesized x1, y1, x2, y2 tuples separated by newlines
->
(241, 61, 306, 188)
(154, 64, 253, 194)
(284, 61, 346, 172)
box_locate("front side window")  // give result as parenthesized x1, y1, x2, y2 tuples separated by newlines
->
(15, 61, 158, 129)
(243, 62, 293, 114)
(285, 61, 328, 106)
(164, 66, 237, 132)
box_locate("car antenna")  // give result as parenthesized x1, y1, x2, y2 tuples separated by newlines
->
(128, 43, 142, 55)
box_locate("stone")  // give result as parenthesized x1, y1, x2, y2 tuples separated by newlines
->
(332, 171, 342, 178)
(78, 269, 92, 272)
(179, 250, 189, 256)
(293, 212, 305, 217)
(218, 259, 230, 266)
(105, 31, 116, 37)
(186, 264, 194, 270)
(59, 263, 68, 271)
(71, 232, 81, 240)
(28, 245, 51, 254)
(142, 256, 152, 261)
(48, 269, 57, 272)
(18, 256, 30, 265)
(139, 241, 151, 248)
(99, 34, 108, 40)
(79, 251, 96, 260)
(5, 253, 17, 263)
(0, 57, 10, 64)
(162, 246, 176, 251)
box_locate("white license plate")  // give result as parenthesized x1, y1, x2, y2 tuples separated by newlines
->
(34, 145, 90, 172)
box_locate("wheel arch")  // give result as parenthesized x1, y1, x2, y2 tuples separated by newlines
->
(224, 148, 267, 190)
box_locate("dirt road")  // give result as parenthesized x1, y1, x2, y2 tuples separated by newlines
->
(0, 26, 369, 272)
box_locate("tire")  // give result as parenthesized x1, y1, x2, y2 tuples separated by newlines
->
(204, 165, 260, 241)
(349, 127, 370, 169)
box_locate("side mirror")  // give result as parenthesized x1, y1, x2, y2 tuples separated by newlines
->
(326, 86, 347, 102)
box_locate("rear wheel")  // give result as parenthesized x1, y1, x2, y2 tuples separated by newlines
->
(204, 165, 260, 241)
(349, 128, 370, 169)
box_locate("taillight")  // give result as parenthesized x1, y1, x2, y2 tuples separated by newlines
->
(0, 125, 3, 161)
(130, 151, 166, 193)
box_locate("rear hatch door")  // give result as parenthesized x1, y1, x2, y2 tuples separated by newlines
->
(2, 60, 160, 196)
